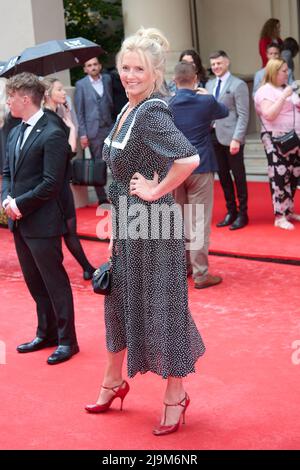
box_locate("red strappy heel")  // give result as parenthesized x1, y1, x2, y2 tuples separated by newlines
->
(85, 380, 130, 413)
(152, 393, 190, 436)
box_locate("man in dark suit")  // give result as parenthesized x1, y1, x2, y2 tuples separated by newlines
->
(108, 66, 128, 119)
(2, 73, 79, 365)
(74, 57, 114, 204)
(170, 62, 229, 289)
(206, 50, 249, 230)
(1, 113, 21, 175)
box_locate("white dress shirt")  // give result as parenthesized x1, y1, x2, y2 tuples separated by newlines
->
(19, 108, 44, 148)
(213, 71, 231, 97)
(89, 75, 104, 97)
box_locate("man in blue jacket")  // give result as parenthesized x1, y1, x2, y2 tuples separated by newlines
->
(169, 61, 228, 289)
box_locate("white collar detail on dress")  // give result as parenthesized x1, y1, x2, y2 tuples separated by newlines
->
(104, 98, 168, 150)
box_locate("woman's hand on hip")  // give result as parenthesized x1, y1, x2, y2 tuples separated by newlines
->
(130, 172, 159, 202)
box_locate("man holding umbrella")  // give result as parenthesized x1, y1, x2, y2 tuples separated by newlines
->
(74, 57, 114, 204)
(2, 72, 79, 365)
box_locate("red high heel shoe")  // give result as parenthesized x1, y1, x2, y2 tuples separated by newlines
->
(152, 393, 190, 436)
(85, 380, 130, 413)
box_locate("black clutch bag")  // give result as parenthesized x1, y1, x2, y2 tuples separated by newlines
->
(92, 260, 112, 295)
(271, 130, 300, 155)
(260, 104, 300, 156)
(71, 149, 107, 187)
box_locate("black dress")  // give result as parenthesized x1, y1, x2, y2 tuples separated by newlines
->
(44, 109, 75, 220)
(44, 109, 94, 275)
(103, 97, 205, 379)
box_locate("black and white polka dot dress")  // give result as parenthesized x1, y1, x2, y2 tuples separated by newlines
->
(103, 96, 205, 379)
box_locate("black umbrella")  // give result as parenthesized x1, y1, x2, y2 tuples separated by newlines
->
(0, 37, 105, 78)
(0, 56, 19, 77)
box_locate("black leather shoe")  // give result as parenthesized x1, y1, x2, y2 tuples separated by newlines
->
(17, 337, 58, 353)
(47, 344, 79, 365)
(216, 212, 237, 227)
(230, 214, 249, 230)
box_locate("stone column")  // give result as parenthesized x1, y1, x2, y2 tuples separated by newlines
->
(0, 0, 69, 84)
(0, 0, 91, 207)
(271, 0, 300, 78)
(122, 0, 193, 79)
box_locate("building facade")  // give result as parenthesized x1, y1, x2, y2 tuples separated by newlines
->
(0, 0, 299, 80)
(0, 0, 69, 84)
(1, 0, 299, 187)
(122, 0, 300, 79)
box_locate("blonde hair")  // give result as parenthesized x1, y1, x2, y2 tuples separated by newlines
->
(116, 27, 170, 94)
(263, 58, 287, 86)
(42, 77, 60, 101)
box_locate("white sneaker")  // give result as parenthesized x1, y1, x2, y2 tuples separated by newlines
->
(287, 213, 300, 221)
(274, 216, 295, 230)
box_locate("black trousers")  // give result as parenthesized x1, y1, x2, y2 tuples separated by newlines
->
(212, 136, 248, 215)
(13, 229, 77, 346)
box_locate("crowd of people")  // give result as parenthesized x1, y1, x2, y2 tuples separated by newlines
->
(0, 18, 300, 436)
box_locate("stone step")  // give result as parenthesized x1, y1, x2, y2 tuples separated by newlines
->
(245, 143, 265, 153)
(246, 163, 266, 177)
(245, 154, 266, 161)
(245, 139, 263, 144)
(245, 159, 266, 167)
(244, 149, 267, 159)
(245, 166, 267, 175)
(245, 142, 264, 149)
(244, 134, 267, 178)
(246, 174, 268, 181)
(244, 153, 266, 160)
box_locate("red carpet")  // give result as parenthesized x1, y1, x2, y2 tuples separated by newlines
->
(0, 228, 300, 450)
(211, 181, 300, 261)
(76, 182, 300, 262)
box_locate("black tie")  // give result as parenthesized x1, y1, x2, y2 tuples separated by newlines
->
(15, 122, 29, 168)
(214, 78, 222, 100)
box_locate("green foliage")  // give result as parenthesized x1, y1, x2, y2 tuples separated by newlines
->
(63, 0, 124, 83)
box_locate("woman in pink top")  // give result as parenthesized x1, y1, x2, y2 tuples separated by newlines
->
(255, 59, 300, 230)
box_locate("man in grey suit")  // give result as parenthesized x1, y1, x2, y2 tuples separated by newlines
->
(74, 57, 114, 204)
(206, 50, 249, 230)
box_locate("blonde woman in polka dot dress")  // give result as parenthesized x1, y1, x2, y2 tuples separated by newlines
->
(85, 28, 205, 436)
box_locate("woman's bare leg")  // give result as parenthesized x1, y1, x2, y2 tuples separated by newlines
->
(96, 348, 127, 404)
(160, 377, 187, 425)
